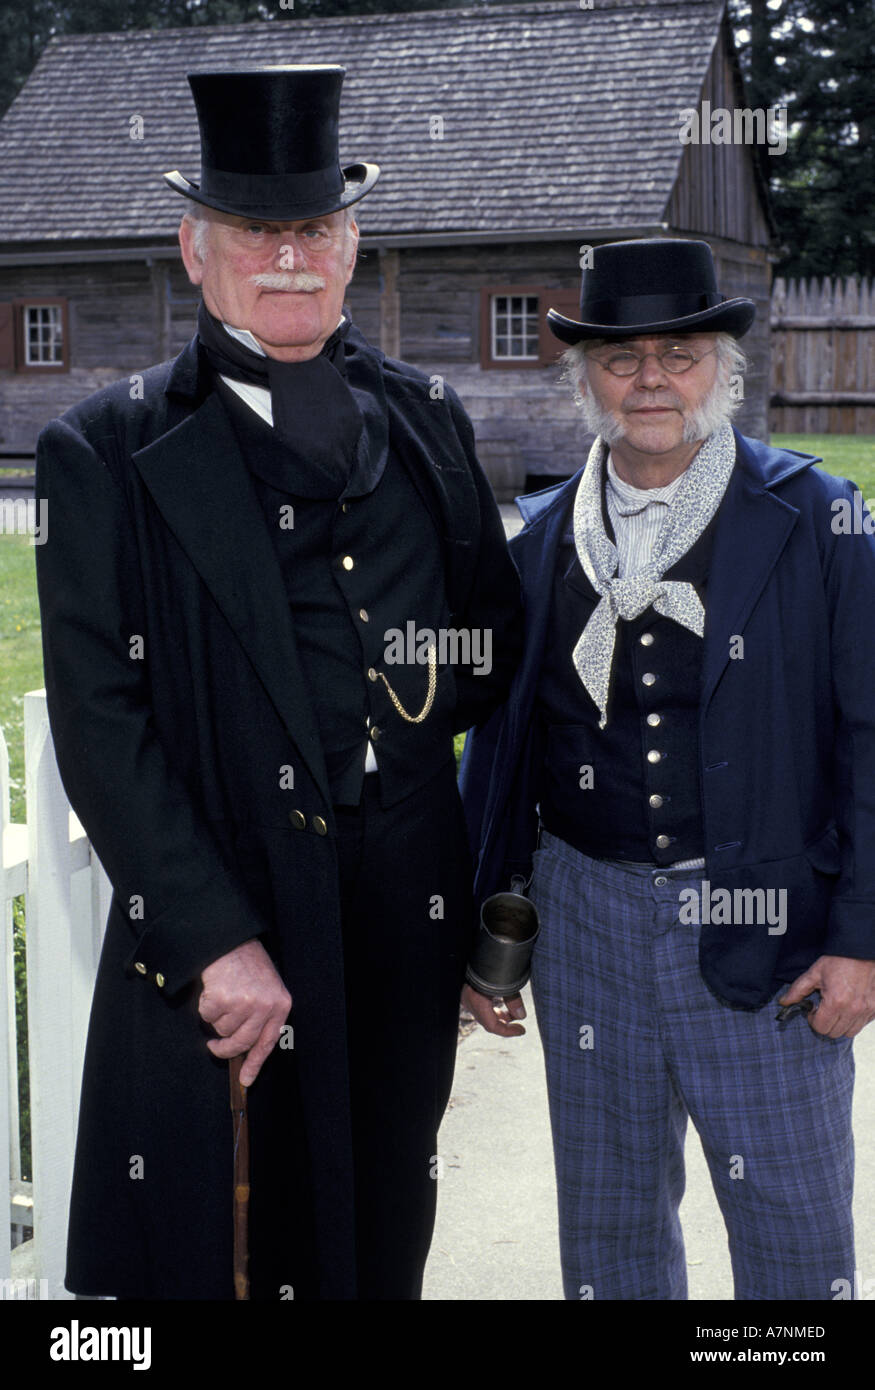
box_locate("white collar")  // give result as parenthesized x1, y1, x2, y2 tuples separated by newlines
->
(606, 452, 689, 515)
(220, 315, 347, 359)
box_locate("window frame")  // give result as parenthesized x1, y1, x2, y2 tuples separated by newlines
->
(12, 298, 70, 373)
(479, 286, 581, 370)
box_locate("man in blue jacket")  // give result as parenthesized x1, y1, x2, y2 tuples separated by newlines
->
(460, 238, 875, 1300)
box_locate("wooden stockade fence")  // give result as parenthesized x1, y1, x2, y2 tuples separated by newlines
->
(2, 691, 111, 1300)
(771, 276, 875, 435)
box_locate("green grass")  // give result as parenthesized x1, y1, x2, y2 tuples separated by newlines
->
(773, 435, 875, 496)
(0, 534, 43, 824)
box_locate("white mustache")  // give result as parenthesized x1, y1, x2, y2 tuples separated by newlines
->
(250, 271, 326, 291)
(623, 396, 683, 412)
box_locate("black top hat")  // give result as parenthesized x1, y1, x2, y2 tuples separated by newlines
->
(163, 65, 380, 220)
(547, 238, 755, 343)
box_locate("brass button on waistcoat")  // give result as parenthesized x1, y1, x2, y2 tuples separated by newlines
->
(649, 794, 664, 809)
(642, 672, 657, 687)
(359, 608, 369, 623)
(647, 713, 662, 727)
(655, 834, 672, 849)
(647, 750, 662, 764)
(134, 961, 147, 975)
(367, 667, 378, 682)
(312, 816, 328, 835)
(370, 726, 381, 741)
(155, 972, 165, 989)
(289, 809, 307, 830)
(341, 555, 354, 571)
(640, 632, 655, 647)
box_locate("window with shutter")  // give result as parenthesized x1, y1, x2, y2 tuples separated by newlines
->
(11, 298, 69, 372)
(480, 287, 581, 369)
(0, 302, 15, 371)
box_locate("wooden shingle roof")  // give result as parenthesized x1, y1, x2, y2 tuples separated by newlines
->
(0, 0, 729, 244)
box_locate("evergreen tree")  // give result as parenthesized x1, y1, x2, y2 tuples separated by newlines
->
(729, 0, 875, 277)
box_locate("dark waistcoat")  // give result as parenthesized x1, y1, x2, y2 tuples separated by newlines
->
(215, 376, 457, 808)
(535, 497, 718, 866)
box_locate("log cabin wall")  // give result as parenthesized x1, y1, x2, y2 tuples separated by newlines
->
(0, 256, 200, 453)
(665, 23, 773, 251)
(0, 232, 771, 500)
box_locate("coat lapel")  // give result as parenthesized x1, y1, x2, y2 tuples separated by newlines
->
(132, 385, 331, 801)
(701, 433, 800, 711)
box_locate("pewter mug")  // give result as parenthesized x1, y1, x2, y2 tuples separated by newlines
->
(465, 890, 540, 997)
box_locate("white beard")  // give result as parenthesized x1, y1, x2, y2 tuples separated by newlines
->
(579, 371, 737, 447)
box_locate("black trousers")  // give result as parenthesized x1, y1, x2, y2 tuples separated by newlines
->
(246, 758, 473, 1301)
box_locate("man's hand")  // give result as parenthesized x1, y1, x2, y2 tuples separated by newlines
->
(198, 938, 292, 1086)
(779, 955, 875, 1039)
(462, 982, 527, 1038)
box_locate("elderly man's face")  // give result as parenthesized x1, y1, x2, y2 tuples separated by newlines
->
(582, 333, 722, 455)
(179, 208, 358, 362)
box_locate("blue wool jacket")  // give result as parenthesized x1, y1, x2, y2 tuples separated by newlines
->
(459, 430, 875, 1008)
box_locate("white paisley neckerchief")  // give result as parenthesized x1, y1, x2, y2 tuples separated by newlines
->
(572, 420, 736, 728)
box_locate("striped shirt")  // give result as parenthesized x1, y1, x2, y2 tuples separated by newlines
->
(605, 452, 688, 577)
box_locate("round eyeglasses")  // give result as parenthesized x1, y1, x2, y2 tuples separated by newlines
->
(589, 345, 718, 377)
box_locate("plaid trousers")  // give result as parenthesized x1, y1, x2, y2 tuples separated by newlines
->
(528, 830, 856, 1301)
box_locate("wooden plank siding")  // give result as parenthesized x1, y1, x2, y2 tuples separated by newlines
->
(665, 22, 772, 249)
(771, 277, 875, 435)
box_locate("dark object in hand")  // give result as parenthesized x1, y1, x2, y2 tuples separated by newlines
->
(775, 996, 816, 1024)
(466, 890, 540, 998)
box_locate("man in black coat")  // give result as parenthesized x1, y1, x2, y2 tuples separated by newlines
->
(34, 66, 522, 1301)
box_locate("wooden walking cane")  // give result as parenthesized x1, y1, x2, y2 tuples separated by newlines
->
(229, 1055, 250, 1300)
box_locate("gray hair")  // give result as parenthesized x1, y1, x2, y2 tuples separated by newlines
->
(185, 203, 359, 262)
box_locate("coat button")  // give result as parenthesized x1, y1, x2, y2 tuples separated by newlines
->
(134, 961, 147, 975)
(642, 672, 657, 686)
(367, 667, 378, 682)
(341, 555, 354, 571)
(647, 713, 662, 727)
(341, 502, 350, 513)
(647, 750, 662, 764)
(312, 816, 328, 835)
(359, 608, 369, 622)
(655, 834, 671, 849)
(155, 973, 165, 989)
(649, 794, 664, 809)
(370, 726, 381, 741)
(640, 632, 655, 646)
(289, 809, 306, 830)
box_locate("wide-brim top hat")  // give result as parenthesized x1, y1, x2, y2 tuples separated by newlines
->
(547, 238, 756, 343)
(163, 65, 380, 220)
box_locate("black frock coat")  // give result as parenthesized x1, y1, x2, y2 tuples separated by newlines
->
(34, 326, 521, 1299)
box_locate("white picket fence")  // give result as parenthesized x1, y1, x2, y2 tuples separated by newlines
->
(2, 689, 111, 1300)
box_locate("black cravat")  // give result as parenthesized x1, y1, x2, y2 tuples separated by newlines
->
(197, 301, 367, 495)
